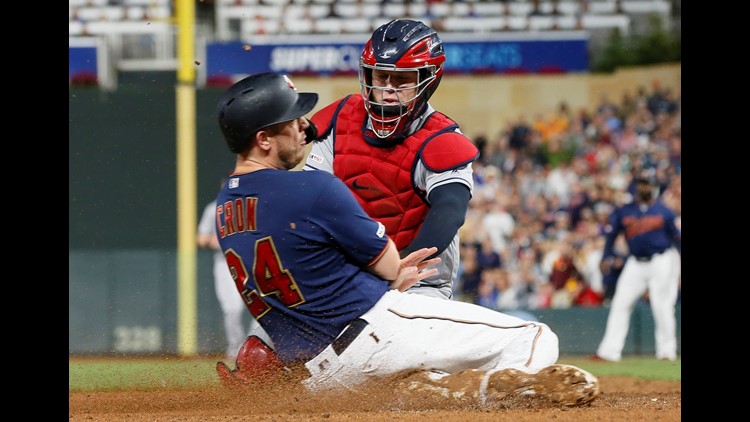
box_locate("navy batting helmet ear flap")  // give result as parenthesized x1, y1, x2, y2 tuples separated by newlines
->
(217, 72, 319, 153)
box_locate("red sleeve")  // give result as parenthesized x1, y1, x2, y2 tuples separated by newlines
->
(310, 97, 348, 140)
(421, 133, 479, 172)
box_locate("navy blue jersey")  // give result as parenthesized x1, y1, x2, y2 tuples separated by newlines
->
(215, 169, 391, 364)
(602, 200, 680, 260)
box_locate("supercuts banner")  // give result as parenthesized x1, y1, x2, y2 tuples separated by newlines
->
(204, 32, 588, 84)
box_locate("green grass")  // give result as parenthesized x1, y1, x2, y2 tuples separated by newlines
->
(69, 355, 681, 392)
(559, 355, 681, 381)
(68, 357, 222, 392)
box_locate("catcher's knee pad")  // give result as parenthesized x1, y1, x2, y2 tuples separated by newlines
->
(216, 335, 284, 387)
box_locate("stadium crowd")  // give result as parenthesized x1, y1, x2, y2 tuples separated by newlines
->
(453, 81, 681, 312)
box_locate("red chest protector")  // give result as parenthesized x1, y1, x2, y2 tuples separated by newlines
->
(312, 95, 478, 250)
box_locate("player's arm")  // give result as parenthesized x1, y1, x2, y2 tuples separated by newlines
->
(315, 174, 439, 289)
(197, 204, 219, 250)
(369, 240, 440, 291)
(368, 238, 401, 281)
(599, 209, 623, 272)
(400, 183, 471, 259)
(198, 233, 220, 250)
(663, 207, 681, 253)
(197, 232, 216, 249)
(403, 132, 478, 259)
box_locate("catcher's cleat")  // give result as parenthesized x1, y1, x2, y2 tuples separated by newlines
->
(483, 364, 600, 406)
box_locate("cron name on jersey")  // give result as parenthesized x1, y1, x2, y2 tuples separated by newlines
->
(217, 196, 259, 238)
(623, 215, 664, 239)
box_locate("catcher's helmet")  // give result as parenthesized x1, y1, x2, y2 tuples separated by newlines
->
(359, 19, 446, 140)
(217, 72, 318, 153)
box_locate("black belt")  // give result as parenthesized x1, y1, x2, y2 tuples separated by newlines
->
(634, 250, 666, 262)
(331, 318, 368, 355)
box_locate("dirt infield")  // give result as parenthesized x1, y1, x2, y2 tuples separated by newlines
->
(69, 374, 680, 421)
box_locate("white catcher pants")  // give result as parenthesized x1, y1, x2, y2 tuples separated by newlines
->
(303, 289, 559, 391)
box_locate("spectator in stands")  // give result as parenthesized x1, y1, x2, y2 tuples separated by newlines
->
(545, 161, 578, 207)
(614, 116, 642, 153)
(473, 164, 502, 203)
(566, 180, 590, 228)
(530, 0, 545, 16)
(544, 236, 583, 291)
(476, 234, 503, 271)
(508, 115, 533, 151)
(509, 247, 546, 308)
(570, 278, 604, 307)
(456, 242, 482, 303)
(619, 89, 638, 120)
(494, 268, 525, 311)
(325, 2, 341, 18)
(481, 199, 516, 261)
(476, 269, 500, 309)
(517, 162, 547, 202)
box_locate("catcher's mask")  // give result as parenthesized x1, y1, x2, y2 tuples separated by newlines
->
(216, 72, 318, 153)
(359, 19, 445, 141)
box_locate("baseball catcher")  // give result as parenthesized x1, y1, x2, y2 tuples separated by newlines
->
(303, 18, 479, 300)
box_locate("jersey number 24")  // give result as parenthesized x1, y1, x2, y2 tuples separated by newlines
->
(223, 236, 305, 319)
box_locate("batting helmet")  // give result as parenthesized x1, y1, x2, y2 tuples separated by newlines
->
(216, 72, 319, 153)
(359, 19, 446, 140)
(215, 335, 284, 387)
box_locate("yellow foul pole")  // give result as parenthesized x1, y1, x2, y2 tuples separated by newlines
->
(175, 0, 197, 356)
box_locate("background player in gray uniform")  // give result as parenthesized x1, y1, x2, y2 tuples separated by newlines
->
(212, 72, 600, 407)
(198, 193, 259, 360)
(594, 174, 681, 362)
(303, 19, 479, 300)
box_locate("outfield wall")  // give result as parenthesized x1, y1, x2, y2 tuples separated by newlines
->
(68, 247, 681, 356)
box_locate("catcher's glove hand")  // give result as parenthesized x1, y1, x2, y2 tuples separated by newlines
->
(216, 335, 284, 388)
(304, 118, 318, 144)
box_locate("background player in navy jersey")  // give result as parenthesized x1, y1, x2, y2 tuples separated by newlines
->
(593, 175, 681, 362)
(303, 19, 479, 300)
(211, 72, 599, 406)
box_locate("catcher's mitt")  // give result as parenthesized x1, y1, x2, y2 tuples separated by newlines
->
(216, 335, 285, 387)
